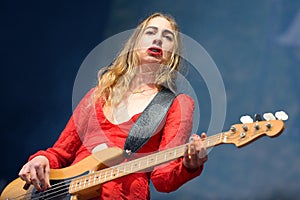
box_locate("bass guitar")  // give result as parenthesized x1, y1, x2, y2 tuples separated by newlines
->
(0, 112, 288, 200)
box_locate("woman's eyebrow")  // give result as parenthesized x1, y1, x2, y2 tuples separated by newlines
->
(145, 26, 158, 31)
(163, 29, 175, 38)
(145, 26, 175, 37)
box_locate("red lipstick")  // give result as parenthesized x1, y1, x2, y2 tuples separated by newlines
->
(147, 47, 162, 57)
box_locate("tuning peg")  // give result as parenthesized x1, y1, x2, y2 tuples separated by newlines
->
(240, 115, 254, 124)
(254, 114, 262, 121)
(275, 111, 289, 121)
(263, 113, 276, 121)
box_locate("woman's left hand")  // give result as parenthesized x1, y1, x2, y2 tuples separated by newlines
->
(183, 133, 208, 170)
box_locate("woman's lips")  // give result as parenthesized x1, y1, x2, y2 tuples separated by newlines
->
(147, 47, 163, 57)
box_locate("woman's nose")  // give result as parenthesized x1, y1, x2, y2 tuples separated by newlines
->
(153, 36, 162, 47)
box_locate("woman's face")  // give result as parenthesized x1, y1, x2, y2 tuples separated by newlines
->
(136, 16, 176, 65)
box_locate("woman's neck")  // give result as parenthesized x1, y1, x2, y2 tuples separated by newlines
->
(130, 64, 160, 92)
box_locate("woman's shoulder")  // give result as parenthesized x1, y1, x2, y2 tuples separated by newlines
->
(170, 93, 195, 112)
(73, 87, 99, 110)
(175, 93, 194, 102)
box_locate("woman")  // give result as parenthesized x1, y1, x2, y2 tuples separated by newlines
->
(19, 12, 208, 199)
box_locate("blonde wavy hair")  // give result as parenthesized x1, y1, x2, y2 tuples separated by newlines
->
(95, 12, 182, 107)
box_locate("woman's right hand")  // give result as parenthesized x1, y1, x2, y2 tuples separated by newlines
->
(18, 155, 51, 191)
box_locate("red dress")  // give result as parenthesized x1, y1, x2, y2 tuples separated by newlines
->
(29, 89, 203, 199)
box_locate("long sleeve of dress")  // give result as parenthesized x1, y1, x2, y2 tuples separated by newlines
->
(28, 89, 95, 168)
(150, 94, 204, 193)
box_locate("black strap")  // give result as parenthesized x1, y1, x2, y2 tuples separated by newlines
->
(123, 88, 176, 158)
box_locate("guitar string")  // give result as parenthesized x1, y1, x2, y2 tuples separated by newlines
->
(10, 179, 72, 200)
(11, 133, 225, 199)
(31, 185, 70, 200)
(34, 191, 70, 200)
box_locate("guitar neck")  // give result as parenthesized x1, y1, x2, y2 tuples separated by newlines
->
(69, 132, 225, 195)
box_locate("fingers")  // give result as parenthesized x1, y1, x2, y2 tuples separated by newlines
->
(35, 163, 51, 190)
(189, 134, 206, 154)
(19, 165, 31, 185)
(183, 133, 208, 169)
(44, 163, 51, 189)
(29, 164, 42, 191)
(199, 132, 208, 161)
(19, 163, 42, 191)
(18, 156, 50, 191)
(186, 143, 197, 160)
(198, 145, 207, 159)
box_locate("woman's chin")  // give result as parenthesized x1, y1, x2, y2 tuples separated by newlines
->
(140, 57, 162, 65)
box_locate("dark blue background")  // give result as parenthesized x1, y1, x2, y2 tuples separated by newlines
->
(1, 1, 300, 199)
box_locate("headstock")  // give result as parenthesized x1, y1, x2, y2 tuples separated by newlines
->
(222, 111, 288, 148)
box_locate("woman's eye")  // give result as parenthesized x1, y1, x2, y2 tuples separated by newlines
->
(145, 31, 154, 35)
(165, 35, 173, 41)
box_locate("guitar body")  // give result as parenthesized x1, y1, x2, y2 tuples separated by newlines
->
(2, 177, 74, 200)
(0, 147, 124, 200)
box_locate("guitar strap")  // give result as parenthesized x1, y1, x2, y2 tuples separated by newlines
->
(123, 88, 176, 158)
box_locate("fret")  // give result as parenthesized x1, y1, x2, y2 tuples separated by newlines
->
(75, 179, 79, 190)
(110, 169, 113, 179)
(121, 165, 125, 174)
(98, 171, 102, 183)
(106, 169, 110, 181)
(128, 164, 131, 174)
(96, 172, 100, 184)
(79, 179, 83, 189)
(83, 177, 86, 188)
(127, 164, 131, 173)
(78, 179, 81, 189)
(94, 174, 98, 184)
(89, 177, 92, 187)
(86, 178, 89, 187)
(123, 164, 128, 174)
(86, 177, 90, 187)
(76, 179, 79, 189)
(82, 179, 85, 188)
(88, 175, 91, 187)
(104, 170, 107, 181)
(70, 181, 74, 193)
(116, 167, 120, 177)
(133, 161, 138, 170)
